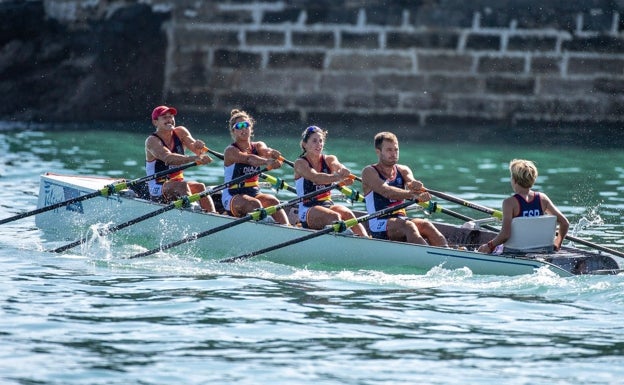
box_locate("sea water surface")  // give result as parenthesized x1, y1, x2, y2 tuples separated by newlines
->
(1, 125, 624, 385)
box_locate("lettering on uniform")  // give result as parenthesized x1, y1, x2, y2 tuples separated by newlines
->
(243, 166, 259, 174)
(315, 184, 329, 191)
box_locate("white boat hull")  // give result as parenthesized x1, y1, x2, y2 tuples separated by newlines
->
(35, 173, 624, 277)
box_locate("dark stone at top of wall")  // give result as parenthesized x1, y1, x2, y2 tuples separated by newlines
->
(466, 34, 501, 51)
(341, 32, 379, 49)
(0, 0, 46, 45)
(305, 6, 359, 25)
(263, 9, 302, 23)
(412, 4, 473, 28)
(364, 5, 405, 26)
(508, 36, 558, 52)
(214, 49, 262, 69)
(387, 31, 459, 49)
(292, 31, 335, 48)
(563, 36, 624, 53)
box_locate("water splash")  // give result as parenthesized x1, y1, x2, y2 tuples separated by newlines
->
(571, 204, 604, 237)
(80, 222, 115, 260)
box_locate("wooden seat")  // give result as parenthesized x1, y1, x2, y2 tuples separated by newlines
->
(504, 215, 557, 253)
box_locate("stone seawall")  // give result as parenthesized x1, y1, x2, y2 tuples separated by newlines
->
(2, 0, 624, 143)
(158, 0, 624, 138)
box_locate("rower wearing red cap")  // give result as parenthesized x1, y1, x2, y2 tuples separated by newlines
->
(145, 105, 216, 212)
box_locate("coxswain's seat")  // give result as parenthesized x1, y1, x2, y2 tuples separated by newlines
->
(504, 215, 557, 253)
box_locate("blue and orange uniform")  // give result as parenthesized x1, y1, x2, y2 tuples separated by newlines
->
(364, 165, 408, 239)
(222, 142, 262, 216)
(145, 132, 185, 201)
(295, 155, 333, 227)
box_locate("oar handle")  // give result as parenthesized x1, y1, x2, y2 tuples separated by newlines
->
(204, 147, 224, 160)
(350, 173, 363, 183)
(338, 185, 364, 203)
(259, 173, 297, 194)
(426, 189, 503, 220)
(280, 156, 294, 167)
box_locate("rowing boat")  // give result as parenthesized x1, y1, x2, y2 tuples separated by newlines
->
(34, 173, 624, 276)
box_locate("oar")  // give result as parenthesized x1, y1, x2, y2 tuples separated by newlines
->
(257, 172, 297, 194)
(283, 156, 365, 202)
(203, 147, 296, 194)
(0, 161, 203, 225)
(127, 181, 346, 259)
(427, 189, 624, 258)
(220, 199, 418, 263)
(49, 167, 270, 253)
(427, 189, 503, 220)
(206, 147, 364, 203)
(564, 234, 624, 258)
(419, 200, 479, 223)
(262, 171, 361, 202)
(278, 154, 364, 202)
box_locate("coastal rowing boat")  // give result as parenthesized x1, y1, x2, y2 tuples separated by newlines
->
(35, 173, 624, 276)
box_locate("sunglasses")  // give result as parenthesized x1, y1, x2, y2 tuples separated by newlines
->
(232, 121, 251, 130)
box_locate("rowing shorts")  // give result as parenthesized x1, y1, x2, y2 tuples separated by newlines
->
(368, 215, 407, 240)
(298, 200, 334, 226)
(222, 187, 259, 216)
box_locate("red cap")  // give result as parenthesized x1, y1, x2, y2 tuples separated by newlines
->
(151, 105, 177, 120)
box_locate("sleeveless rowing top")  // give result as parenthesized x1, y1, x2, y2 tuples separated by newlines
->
(145, 132, 185, 198)
(295, 155, 333, 208)
(364, 165, 407, 217)
(513, 192, 544, 217)
(223, 142, 261, 195)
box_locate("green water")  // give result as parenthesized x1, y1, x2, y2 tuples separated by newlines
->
(2, 127, 624, 385)
(9, 127, 623, 226)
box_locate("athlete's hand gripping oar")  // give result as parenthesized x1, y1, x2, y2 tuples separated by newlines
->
(209, 145, 365, 203)
(280, 152, 365, 202)
(261, 171, 364, 203)
(127, 181, 347, 259)
(209, 146, 364, 203)
(427, 188, 624, 258)
(339, 178, 364, 203)
(220, 198, 418, 263)
(0, 160, 204, 225)
(204, 147, 298, 194)
(49, 167, 271, 253)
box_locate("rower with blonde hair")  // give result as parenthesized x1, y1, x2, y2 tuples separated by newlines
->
(478, 159, 570, 253)
(221, 109, 290, 225)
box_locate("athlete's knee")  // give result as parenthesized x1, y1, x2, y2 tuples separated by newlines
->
(327, 211, 341, 222)
(248, 198, 263, 210)
(262, 195, 280, 206)
(333, 206, 355, 219)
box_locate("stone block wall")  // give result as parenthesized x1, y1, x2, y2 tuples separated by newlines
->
(31, 0, 624, 138)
